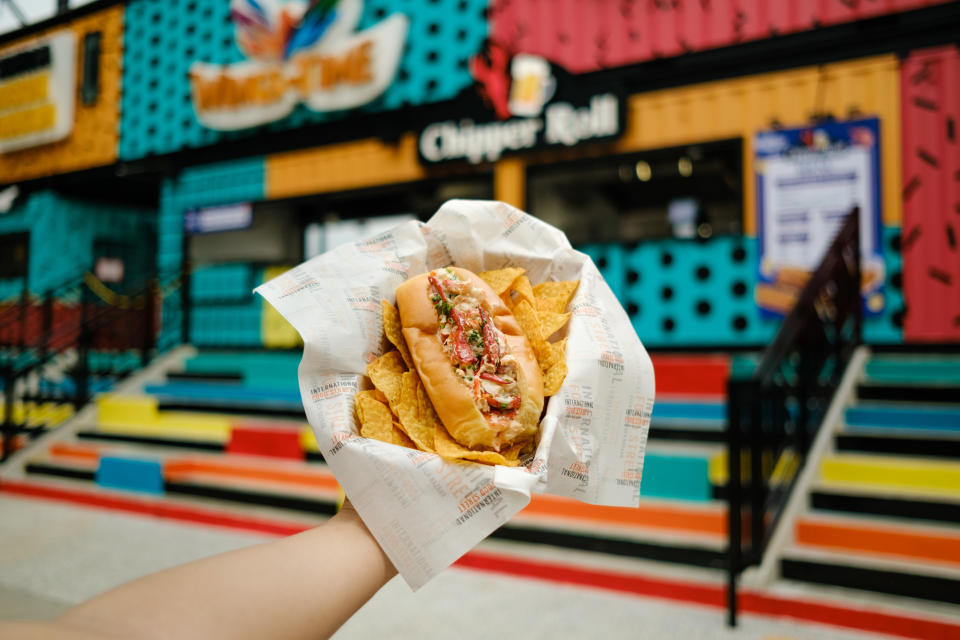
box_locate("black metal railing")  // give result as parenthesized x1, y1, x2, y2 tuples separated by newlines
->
(0, 272, 161, 461)
(725, 208, 863, 626)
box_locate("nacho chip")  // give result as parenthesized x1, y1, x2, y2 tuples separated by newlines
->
(539, 310, 570, 339)
(392, 421, 417, 448)
(355, 393, 394, 443)
(355, 389, 383, 406)
(540, 337, 567, 371)
(543, 359, 568, 396)
(502, 275, 535, 310)
(397, 371, 435, 452)
(512, 299, 548, 361)
(434, 419, 520, 466)
(533, 280, 579, 313)
(381, 299, 413, 369)
(478, 267, 525, 295)
(366, 350, 406, 407)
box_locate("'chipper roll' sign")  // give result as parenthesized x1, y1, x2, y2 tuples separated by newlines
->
(417, 46, 624, 164)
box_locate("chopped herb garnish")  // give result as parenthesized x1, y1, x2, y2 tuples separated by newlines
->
(435, 300, 452, 315)
(467, 329, 482, 347)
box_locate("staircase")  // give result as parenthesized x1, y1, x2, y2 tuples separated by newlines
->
(779, 351, 960, 607)
(6, 348, 744, 574)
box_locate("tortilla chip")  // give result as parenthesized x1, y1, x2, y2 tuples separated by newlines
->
(434, 420, 520, 467)
(543, 359, 568, 396)
(366, 350, 406, 407)
(512, 299, 549, 361)
(392, 422, 417, 448)
(397, 371, 435, 452)
(533, 280, 579, 313)
(381, 299, 413, 369)
(478, 267, 526, 295)
(355, 393, 394, 443)
(539, 311, 570, 339)
(540, 337, 567, 372)
(502, 275, 535, 310)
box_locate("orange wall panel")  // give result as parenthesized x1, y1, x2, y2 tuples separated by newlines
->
(266, 133, 428, 200)
(0, 5, 123, 183)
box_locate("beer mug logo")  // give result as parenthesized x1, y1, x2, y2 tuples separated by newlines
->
(508, 54, 555, 117)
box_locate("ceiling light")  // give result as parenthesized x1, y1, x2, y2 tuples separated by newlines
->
(635, 161, 651, 182)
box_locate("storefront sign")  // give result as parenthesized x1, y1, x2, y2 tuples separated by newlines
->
(418, 49, 623, 164)
(185, 203, 253, 234)
(190, 0, 407, 131)
(0, 32, 76, 153)
(755, 117, 884, 316)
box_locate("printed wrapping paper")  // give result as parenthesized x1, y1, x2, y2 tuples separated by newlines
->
(256, 199, 655, 588)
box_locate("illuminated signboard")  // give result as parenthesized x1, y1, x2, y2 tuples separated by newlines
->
(0, 32, 76, 153)
(418, 45, 623, 164)
(189, 0, 407, 131)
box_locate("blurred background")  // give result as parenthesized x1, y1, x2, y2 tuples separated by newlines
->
(0, 0, 958, 637)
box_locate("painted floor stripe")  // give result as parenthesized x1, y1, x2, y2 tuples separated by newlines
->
(2, 479, 959, 639)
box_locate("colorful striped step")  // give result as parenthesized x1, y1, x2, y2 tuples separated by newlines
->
(819, 454, 960, 499)
(845, 404, 960, 432)
(794, 515, 960, 568)
(181, 352, 300, 389)
(834, 432, 960, 459)
(857, 383, 960, 405)
(810, 487, 960, 525)
(651, 402, 725, 425)
(142, 382, 303, 410)
(781, 550, 960, 605)
(865, 356, 960, 385)
(95, 395, 318, 453)
(648, 354, 730, 399)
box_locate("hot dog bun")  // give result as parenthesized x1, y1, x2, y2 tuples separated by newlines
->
(396, 267, 544, 450)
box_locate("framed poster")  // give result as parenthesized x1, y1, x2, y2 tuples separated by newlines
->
(754, 117, 884, 316)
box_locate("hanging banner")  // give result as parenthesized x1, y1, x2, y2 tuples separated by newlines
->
(0, 32, 76, 153)
(754, 117, 885, 316)
(190, 0, 408, 131)
(417, 44, 624, 164)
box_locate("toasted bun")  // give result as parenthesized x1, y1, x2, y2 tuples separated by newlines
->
(396, 267, 544, 450)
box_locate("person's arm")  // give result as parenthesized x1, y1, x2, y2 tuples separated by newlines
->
(1, 502, 396, 640)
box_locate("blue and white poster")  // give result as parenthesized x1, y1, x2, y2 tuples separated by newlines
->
(754, 117, 884, 316)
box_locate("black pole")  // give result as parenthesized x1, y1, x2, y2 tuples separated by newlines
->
(74, 284, 90, 410)
(17, 280, 28, 353)
(726, 380, 743, 627)
(1, 367, 16, 461)
(750, 382, 765, 550)
(141, 279, 156, 366)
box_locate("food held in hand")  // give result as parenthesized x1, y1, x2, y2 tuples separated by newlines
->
(396, 267, 543, 452)
(356, 266, 579, 466)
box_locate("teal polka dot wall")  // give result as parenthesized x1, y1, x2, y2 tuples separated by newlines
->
(580, 230, 903, 348)
(119, 0, 490, 161)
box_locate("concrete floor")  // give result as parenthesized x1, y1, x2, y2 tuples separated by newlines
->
(0, 493, 902, 639)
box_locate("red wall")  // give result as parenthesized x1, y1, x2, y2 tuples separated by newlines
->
(490, 0, 952, 74)
(901, 45, 960, 342)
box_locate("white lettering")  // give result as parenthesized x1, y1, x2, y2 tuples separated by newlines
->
(544, 93, 619, 146)
(418, 93, 619, 163)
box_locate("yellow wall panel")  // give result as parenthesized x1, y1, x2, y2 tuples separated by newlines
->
(0, 5, 123, 183)
(261, 265, 302, 348)
(610, 55, 901, 233)
(494, 157, 525, 209)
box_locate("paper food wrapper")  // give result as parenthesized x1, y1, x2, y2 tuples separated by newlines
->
(256, 200, 655, 589)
